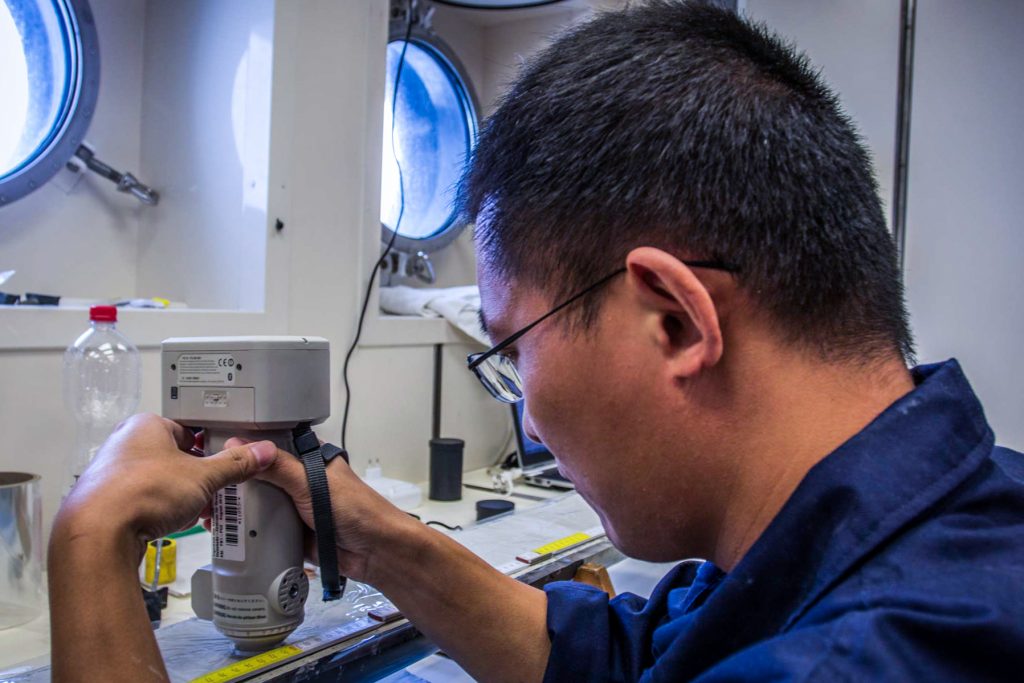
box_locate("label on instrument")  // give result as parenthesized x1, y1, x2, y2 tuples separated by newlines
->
(212, 592, 269, 626)
(213, 485, 244, 562)
(203, 389, 229, 408)
(177, 353, 236, 386)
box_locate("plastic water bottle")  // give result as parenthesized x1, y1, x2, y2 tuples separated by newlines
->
(63, 305, 141, 493)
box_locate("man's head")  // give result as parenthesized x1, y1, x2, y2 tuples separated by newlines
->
(464, 1, 914, 561)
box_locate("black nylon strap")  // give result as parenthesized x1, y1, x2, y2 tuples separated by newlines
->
(292, 423, 345, 601)
(320, 442, 349, 465)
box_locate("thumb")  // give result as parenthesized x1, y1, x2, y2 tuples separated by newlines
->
(202, 440, 278, 490)
(254, 446, 312, 503)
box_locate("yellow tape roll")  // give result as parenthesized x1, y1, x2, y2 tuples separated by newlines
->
(144, 538, 177, 585)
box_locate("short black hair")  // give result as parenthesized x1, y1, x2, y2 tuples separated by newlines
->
(460, 0, 913, 363)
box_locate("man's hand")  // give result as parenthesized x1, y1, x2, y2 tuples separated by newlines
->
(226, 436, 416, 583)
(58, 413, 278, 549)
(48, 413, 280, 683)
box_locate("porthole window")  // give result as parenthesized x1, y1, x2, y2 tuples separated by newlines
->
(380, 23, 479, 255)
(0, 0, 99, 206)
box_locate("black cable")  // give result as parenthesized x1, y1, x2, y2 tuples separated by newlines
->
(405, 512, 462, 531)
(341, 1, 414, 450)
(501, 450, 518, 469)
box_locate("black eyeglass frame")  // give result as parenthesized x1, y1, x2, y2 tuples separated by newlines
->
(466, 259, 741, 376)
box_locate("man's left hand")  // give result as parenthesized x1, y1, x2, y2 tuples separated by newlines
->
(57, 412, 278, 552)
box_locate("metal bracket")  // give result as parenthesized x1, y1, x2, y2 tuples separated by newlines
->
(390, 0, 434, 31)
(74, 143, 160, 205)
(382, 250, 437, 284)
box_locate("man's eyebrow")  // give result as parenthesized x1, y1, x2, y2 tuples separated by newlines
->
(477, 309, 489, 334)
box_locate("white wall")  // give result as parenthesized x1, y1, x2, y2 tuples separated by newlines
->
(135, 0, 273, 311)
(902, 0, 1024, 450)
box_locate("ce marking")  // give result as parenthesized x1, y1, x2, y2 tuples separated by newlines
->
(217, 357, 236, 368)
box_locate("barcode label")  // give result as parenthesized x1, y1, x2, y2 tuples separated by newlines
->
(223, 486, 240, 545)
(213, 484, 245, 562)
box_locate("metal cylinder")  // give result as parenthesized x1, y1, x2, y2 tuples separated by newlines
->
(0, 473, 42, 630)
(203, 429, 308, 651)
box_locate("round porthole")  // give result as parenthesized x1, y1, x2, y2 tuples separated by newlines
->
(380, 22, 479, 255)
(0, 0, 99, 207)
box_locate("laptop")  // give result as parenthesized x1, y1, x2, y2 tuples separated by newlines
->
(510, 403, 575, 490)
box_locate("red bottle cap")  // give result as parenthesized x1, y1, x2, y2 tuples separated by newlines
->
(89, 305, 117, 322)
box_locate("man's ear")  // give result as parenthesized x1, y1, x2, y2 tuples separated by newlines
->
(625, 247, 724, 377)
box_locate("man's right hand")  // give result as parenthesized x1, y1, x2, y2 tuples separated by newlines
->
(227, 437, 419, 585)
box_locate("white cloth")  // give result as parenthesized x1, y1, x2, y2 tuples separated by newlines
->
(379, 285, 488, 345)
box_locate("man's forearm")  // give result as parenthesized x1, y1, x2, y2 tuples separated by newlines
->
(49, 513, 168, 682)
(365, 517, 551, 683)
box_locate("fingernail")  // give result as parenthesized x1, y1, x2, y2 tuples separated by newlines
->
(249, 441, 277, 469)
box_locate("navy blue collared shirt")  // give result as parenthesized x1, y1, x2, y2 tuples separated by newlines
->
(544, 360, 1024, 681)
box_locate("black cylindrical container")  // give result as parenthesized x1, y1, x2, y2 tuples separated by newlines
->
(476, 499, 515, 521)
(429, 437, 464, 501)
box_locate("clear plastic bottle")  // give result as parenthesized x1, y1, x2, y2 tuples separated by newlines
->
(63, 305, 141, 493)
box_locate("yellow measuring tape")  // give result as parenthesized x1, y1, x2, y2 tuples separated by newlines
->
(532, 531, 593, 555)
(190, 644, 302, 683)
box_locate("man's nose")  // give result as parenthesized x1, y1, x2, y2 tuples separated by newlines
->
(522, 405, 543, 444)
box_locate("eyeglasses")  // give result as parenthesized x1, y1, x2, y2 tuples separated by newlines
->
(466, 259, 741, 403)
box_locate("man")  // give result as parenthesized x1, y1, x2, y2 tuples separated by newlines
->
(50, 2, 1024, 681)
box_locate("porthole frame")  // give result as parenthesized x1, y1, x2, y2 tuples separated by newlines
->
(0, 0, 100, 207)
(380, 20, 481, 256)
